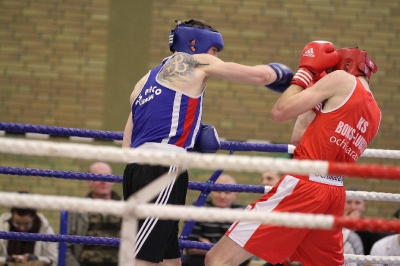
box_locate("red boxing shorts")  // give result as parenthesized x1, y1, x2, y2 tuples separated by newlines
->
(226, 175, 346, 266)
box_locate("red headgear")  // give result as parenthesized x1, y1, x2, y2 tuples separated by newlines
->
(332, 47, 378, 83)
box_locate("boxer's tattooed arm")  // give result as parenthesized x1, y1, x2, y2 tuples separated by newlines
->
(158, 53, 209, 82)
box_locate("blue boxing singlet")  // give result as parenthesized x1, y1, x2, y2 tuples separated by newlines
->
(130, 56, 205, 150)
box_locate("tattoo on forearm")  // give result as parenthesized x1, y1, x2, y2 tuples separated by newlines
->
(158, 52, 209, 82)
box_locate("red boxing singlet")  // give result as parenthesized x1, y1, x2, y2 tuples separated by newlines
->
(294, 76, 381, 163)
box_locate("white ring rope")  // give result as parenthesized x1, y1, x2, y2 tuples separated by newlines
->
(0, 192, 335, 229)
(345, 254, 400, 264)
(0, 191, 398, 231)
(264, 187, 400, 203)
(289, 144, 400, 158)
(346, 190, 400, 202)
(361, 148, 400, 159)
(0, 137, 330, 175)
(0, 192, 126, 216)
(20, 131, 400, 159)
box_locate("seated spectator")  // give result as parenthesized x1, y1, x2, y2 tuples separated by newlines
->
(65, 162, 122, 266)
(342, 228, 364, 266)
(184, 174, 251, 266)
(342, 186, 364, 266)
(261, 171, 282, 187)
(344, 184, 391, 255)
(0, 194, 58, 266)
(369, 234, 400, 266)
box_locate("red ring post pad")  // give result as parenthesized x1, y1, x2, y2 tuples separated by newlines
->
(328, 161, 400, 180)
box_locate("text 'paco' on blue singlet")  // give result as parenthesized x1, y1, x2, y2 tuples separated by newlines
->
(130, 56, 204, 150)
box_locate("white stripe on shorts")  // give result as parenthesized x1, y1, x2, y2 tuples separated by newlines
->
(134, 165, 178, 257)
(228, 175, 299, 246)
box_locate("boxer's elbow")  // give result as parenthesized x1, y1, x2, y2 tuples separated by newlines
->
(270, 107, 288, 122)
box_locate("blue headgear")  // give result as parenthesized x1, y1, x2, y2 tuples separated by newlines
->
(169, 20, 224, 54)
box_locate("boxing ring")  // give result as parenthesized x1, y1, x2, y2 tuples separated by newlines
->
(1, 122, 400, 265)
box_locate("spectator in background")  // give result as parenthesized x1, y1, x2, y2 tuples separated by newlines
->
(344, 185, 366, 219)
(184, 174, 251, 266)
(369, 234, 400, 266)
(344, 184, 390, 255)
(261, 171, 281, 187)
(0, 194, 58, 266)
(65, 162, 122, 266)
(342, 228, 364, 266)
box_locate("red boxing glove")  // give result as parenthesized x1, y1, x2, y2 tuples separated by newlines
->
(291, 68, 315, 89)
(291, 41, 339, 89)
(299, 41, 339, 72)
(304, 71, 327, 89)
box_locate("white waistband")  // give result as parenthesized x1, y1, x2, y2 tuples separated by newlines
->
(135, 142, 187, 153)
(309, 174, 343, 186)
(129, 143, 186, 164)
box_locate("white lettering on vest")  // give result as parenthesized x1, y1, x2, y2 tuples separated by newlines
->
(356, 117, 368, 133)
